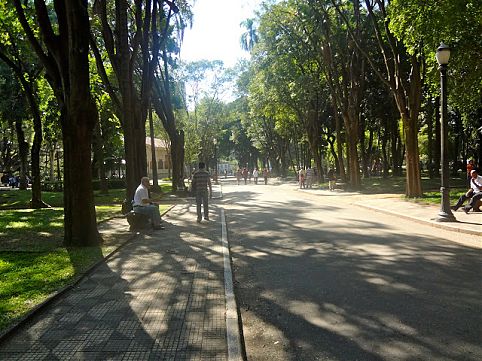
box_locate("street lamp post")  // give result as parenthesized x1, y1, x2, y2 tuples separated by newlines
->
(435, 42, 456, 222)
(213, 138, 218, 185)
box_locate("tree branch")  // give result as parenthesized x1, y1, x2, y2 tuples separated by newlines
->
(89, 34, 122, 116)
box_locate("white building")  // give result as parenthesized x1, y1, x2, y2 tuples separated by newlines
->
(146, 137, 171, 178)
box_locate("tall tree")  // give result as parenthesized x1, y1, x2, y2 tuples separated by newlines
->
(92, 0, 187, 196)
(314, 0, 365, 188)
(13, 0, 101, 245)
(240, 18, 259, 52)
(333, 0, 423, 196)
(0, 1, 47, 207)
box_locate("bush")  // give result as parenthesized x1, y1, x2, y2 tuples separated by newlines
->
(41, 181, 63, 192)
(41, 179, 127, 192)
(92, 178, 126, 190)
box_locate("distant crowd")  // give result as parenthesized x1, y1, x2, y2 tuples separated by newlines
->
(235, 167, 270, 185)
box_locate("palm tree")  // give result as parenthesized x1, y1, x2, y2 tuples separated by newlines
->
(240, 18, 259, 52)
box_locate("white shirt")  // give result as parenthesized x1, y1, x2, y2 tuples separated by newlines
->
(470, 175, 482, 193)
(253, 170, 259, 177)
(133, 184, 149, 206)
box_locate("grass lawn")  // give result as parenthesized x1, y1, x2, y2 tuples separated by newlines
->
(0, 187, 171, 333)
(317, 175, 468, 206)
(360, 176, 468, 205)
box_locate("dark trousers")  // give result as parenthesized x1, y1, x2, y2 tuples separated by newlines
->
(453, 194, 470, 210)
(195, 191, 209, 220)
(466, 192, 482, 210)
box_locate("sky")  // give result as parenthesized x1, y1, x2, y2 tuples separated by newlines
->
(180, 0, 263, 67)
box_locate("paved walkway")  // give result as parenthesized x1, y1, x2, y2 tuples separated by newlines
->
(297, 187, 482, 247)
(0, 202, 231, 361)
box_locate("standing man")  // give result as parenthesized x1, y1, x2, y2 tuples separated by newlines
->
(306, 166, 314, 188)
(133, 177, 164, 230)
(192, 162, 213, 223)
(253, 168, 259, 184)
(262, 168, 269, 185)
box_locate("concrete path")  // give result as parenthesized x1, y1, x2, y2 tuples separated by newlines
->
(222, 182, 481, 361)
(0, 202, 233, 361)
(296, 186, 481, 246)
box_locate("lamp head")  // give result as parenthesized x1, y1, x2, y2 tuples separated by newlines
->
(436, 42, 450, 65)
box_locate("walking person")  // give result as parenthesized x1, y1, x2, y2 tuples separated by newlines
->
(327, 167, 336, 191)
(253, 168, 259, 184)
(133, 177, 165, 230)
(263, 168, 269, 185)
(242, 168, 248, 185)
(306, 166, 314, 188)
(298, 167, 306, 189)
(236, 168, 242, 185)
(192, 162, 213, 223)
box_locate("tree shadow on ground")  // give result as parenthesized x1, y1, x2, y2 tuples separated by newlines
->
(222, 190, 481, 361)
(0, 202, 229, 360)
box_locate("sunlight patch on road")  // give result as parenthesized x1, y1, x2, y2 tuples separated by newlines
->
(288, 300, 359, 338)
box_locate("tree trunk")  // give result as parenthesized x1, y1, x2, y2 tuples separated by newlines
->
(123, 104, 147, 201)
(61, 104, 100, 246)
(14, 119, 29, 190)
(334, 109, 346, 182)
(170, 129, 185, 190)
(56, 1, 100, 246)
(402, 115, 422, 196)
(426, 99, 434, 179)
(30, 110, 46, 208)
(94, 121, 108, 194)
(343, 111, 361, 189)
(148, 107, 161, 191)
(381, 129, 389, 178)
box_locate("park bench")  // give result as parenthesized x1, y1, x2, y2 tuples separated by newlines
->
(125, 211, 151, 231)
(473, 199, 482, 212)
(335, 182, 347, 190)
(122, 199, 151, 231)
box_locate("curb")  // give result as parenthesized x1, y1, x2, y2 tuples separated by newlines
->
(220, 208, 244, 361)
(0, 204, 176, 343)
(356, 203, 482, 245)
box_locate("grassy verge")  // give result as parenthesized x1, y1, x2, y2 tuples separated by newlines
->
(0, 246, 114, 332)
(0, 186, 170, 210)
(316, 176, 467, 206)
(0, 187, 172, 333)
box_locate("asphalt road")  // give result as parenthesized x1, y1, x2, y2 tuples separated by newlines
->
(221, 181, 481, 361)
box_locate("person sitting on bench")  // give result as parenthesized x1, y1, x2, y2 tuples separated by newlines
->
(462, 170, 482, 213)
(133, 177, 165, 230)
(451, 188, 475, 212)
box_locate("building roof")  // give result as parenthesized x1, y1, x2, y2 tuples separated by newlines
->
(145, 137, 168, 149)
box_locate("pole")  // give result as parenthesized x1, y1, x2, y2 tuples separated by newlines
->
(214, 143, 219, 185)
(149, 107, 160, 190)
(436, 64, 456, 222)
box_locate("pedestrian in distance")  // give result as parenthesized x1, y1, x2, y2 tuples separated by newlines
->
(242, 168, 248, 185)
(132, 177, 165, 230)
(191, 162, 213, 223)
(263, 168, 269, 185)
(306, 166, 314, 188)
(253, 168, 259, 184)
(298, 167, 306, 189)
(327, 167, 336, 191)
(466, 159, 475, 186)
(236, 168, 242, 185)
